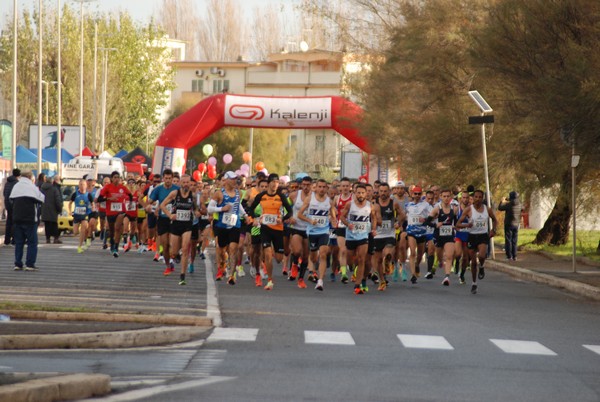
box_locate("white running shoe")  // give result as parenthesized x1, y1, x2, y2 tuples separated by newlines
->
(236, 265, 246, 277)
(158, 255, 165, 263)
(249, 266, 257, 278)
(315, 279, 324, 291)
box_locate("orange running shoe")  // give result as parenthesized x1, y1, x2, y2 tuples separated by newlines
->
(354, 286, 364, 295)
(297, 278, 307, 289)
(215, 268, 225, 281)
(163, 267, 173, 276)
(290, 264, 298, 280)
(255, 275, 262, 287)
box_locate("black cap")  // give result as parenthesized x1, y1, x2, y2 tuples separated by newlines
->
(267, 173, 279, 183)
(256, 171, 267, 179)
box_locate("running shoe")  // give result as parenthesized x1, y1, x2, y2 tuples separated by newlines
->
(340, 274, 349, 284)
(459, 273, 466, 285)
(264, 280, 274, 291)
(360, 284, 369, 293)
(113, 250, 119, 258)
(297, 278, 307, 289)
(158, 255, 165, 263)
(425, 271, 434, 280)
(255, 274, 262, 287)
(250, 266, 257, 278)
(478, 266, 485, 280)
(236, 265, 245, 277)
(471, 284, 478, 294)
(200, 253, 206, 260)
(354, 286, 364, 295)
(179, 279, 187, 285)
(153, 252, 160, 262)
(340, 265, 347, 278)
(308, 272, 317, 283)
(13, 266, 23, 271)
(442, 277, 450, 286)
(169, 259, 175, 271)
(410, 275, 417, 284)
(289, 264, 298, 281)
(175, 254, 181, 264)
(329, 271, 336, 282)
(282, 267, 288, 277)
(188, 263, 195, 274)
(24, 265, 38, 271)
(227, 274, 236, 285)
(123, 243, 130, 252)
(315, 279, 324, 291)
(392, 266, 400, 282)
(244, 256, 250, 265)
(378, 281, 387, 291)
(215, 268, 225, 281)
(86, 238, 91, 247)
(77, 246, 84, 254)
(102, 243, 108, 250)
(371, 273, 379, 284)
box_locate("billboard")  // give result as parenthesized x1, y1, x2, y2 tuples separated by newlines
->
(29, 125, 85, 156)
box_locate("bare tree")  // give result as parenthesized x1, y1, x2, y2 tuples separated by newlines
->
(155, 0, 200, 60)
(249, 6, 284, 60)
(197, 0, 245, 62)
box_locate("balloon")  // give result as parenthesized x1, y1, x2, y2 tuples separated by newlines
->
(197, 163, 207, 174)
(207, 164, 216, 173)
(202, 144, 213, 157)
(208, 156, 217, 166)
(255, 161, 265, 171)
(240, 171, 249, 178)
(223, 154, 233, 164)
(207, 169, 217, 180)
(260, 168, 268, 175)
(240, 164, 250, 172)
(235, 169, 242, 176)
(192, 170, 203, 182)
(242, 152, 252, 163)
(280, 175, 290, 184)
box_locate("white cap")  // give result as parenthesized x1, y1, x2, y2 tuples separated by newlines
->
(223, 171, 238, 179)
(394, 180, 405, 187)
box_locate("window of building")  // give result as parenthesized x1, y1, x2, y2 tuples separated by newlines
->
(191, 79, 203, 93)
(213, 79, 230, 94)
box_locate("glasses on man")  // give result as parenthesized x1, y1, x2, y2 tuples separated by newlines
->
(413, 192, 422, 195)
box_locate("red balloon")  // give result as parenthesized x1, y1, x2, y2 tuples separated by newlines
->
(207, 170, 217, 179)
(192, 170, 203, 181)
(197, 162, 207, 173)
(255, 161, 265, 171)
(207, 164, 216, 173)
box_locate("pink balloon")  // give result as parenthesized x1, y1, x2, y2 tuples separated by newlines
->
(223, 154, 233, 164)
(235, 169, 242, 176)
(240, 171, 249, 177)
(240, 164, 250, 172)
(260, 168, 268, 175)
(280, 175, 290, 184)
(208, 156, 217, 166)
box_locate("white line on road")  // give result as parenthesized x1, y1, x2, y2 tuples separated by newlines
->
(205, 253, 222, 327)
(96, 376, 236, 401)
(583, 344, 600, 355)
(490, 339, 557, 356)
(304, 330, 356, 345)
(397, 334, 454, 350)
(207, 327, 259, 342)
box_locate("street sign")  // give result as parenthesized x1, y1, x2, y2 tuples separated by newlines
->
(468, 115, 495, 124)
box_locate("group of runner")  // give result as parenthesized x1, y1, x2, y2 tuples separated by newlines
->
(69, 169, 498, 294)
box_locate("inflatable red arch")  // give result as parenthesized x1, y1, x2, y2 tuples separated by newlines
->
(152, 94, 368, 175)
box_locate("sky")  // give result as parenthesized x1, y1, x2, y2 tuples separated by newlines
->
(1, 0, 301, 31)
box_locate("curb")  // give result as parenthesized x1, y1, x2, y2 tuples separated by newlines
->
(1, 311, 212, 327)
(488, 260, 600, 301)
(0, 373, 111, 402)
(0, 325, 211, 350)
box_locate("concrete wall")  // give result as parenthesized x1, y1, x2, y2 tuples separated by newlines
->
(528, 187, 600, 230)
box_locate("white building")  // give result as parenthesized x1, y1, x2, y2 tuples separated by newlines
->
(168, 49, 357, 176)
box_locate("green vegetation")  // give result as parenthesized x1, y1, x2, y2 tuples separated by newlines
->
(0, 302, 96, 313)
(516, 229, 600, 263)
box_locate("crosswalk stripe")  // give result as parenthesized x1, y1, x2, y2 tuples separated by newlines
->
(490, 339, 557, 356)
(397, 334, 454, 350)
(207, 327, 259, 342)
(583, 345, 600, 355)
(304, 330, 355, 345)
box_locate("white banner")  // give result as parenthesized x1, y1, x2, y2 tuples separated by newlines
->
(29, 125, 84, 156)
(153, 145, 186, 176)
(224, 96, 332, 128)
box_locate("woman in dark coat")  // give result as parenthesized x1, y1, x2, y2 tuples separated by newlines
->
(40, 176, 64, 243)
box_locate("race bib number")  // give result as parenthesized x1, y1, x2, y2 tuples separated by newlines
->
(74, 206, 87, 215)
(474, 219, 488, 230)
(110, 203, 122, 212)
(126, 202, 136, 212)
(381, 220, 392, 231)
(439, 225, 453, 237)
(222, 213, 238, 226)
(352, 222, 369, 233)
(311, 216, 329, 227)
(408, 214, 421, 225)
(176, 209, 191, 221)
(200, 214, 210, 220)
(262, 214, 279, 225)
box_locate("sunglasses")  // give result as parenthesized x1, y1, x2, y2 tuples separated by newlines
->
(413, 192, 422, 195)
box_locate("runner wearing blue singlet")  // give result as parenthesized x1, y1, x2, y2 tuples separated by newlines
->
(454, 191, 472, 284)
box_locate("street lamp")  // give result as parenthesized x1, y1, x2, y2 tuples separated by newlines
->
(57, 0, 62, 175)
(468, 90, 495, 259)
(11, 0, 17, 167)
(37, 0, 43, 175)
(73, 0, 96, 155)
(99, 47, 116, 153)
(41, 80, 58, 125)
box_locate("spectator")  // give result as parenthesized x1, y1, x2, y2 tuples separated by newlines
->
(3, 168, 21, 245)
(41, 175, 64, 244)
(37, 173, 46, 189)
(9, 171, 45, 270)
(499, 191, 524, 261)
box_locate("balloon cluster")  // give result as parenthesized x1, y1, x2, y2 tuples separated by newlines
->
(191, 145, 267, 181)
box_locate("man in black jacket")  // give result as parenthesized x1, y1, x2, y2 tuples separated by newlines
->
(10, 171, 45, 270)
(498, 191, 524, 261)
(3, 168, 20, 245)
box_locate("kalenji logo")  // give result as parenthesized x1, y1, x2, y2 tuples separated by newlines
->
(229, 105, 265, 120)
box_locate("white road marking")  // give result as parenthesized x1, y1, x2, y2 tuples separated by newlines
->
(490, 339, 557, 356)
(304, 330, 355, 345)
(583, 344, 600, 355)
(97, 376, 235, 401)
(205, 253, 222, 327)
(397, 334, 454, 350)
(207, 327, 259, 342)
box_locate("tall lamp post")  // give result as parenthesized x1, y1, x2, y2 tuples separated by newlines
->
(12, 0, 17, 168)
(98, 47, 116, 153)
(468, 90, 495, 259)
(41, 80, 58, 125)
(57, 0, 62, 175)
(37, 0, 43, 175)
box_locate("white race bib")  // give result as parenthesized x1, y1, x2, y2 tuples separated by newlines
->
(352, 222, 369, 233)
(311, 216, 329, 227)
(262, 214, 279, 225)
(439, 225, 453, 237)
(381, 220, 392, 231)
(474, 219, 488, 230)
(125, 201, 136, 212)
(74, 206, 87, 215)
(408, 214, 421, 225)
(110, 203, 123, 212)
(222, 213, 238, 226)
(176, 209, 191, 221)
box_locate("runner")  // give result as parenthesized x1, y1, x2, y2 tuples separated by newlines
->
(404, 186, 429, 284)
(122, 178, 139, 252)
(425, 189, 459, 286)
(144, 174, 162, 258)
(97, 171, 132, 257)
(454, 191, 472, 284)
(339, 183, 377, 295)
(333, 177, 353, 284)
(160, 174, 197, 285)
(69, 179, 93, 253)
(392, 181, 409, 281)
(85, 176, 98, 246)
(149, 169, 179, 274)
(423, 190, 437, 279)
(248, 173, 293, 291)
(456, 189, 498, 294)
(248, 179, 268, 287)
(297, 179, 337, 291)
(287, 176, 312, 288)
(95, 177, 110, 249)
(372, 182, 405, 291)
